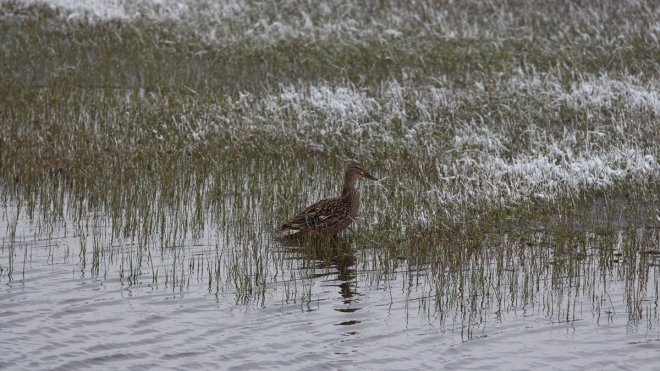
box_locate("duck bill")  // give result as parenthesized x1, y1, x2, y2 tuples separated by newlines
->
(361, 171, 378, 181)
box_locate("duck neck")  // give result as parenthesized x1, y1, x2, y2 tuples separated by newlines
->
(342, 172, 358, 196)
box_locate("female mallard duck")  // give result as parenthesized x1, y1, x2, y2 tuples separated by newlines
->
(275, 160, 378, 238)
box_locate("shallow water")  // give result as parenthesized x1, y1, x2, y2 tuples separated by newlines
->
(1, 195, 658, 370)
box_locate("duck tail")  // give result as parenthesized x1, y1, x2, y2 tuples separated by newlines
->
(273, 225, 301, 239)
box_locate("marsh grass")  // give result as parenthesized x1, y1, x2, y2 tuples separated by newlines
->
(0, 0, 658, 327)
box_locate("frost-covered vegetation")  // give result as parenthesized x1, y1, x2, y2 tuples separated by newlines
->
(0, 0, 658, 242)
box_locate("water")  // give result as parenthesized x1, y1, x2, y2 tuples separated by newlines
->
(1, 197, 658, 370)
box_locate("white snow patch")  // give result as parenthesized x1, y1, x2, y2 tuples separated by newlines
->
(507, 72, 660, 114)
(457, 149, 658, 204)
(275, 84, 378, 122)
(20, 0, 135, 20)
(565, 77, 660, 113)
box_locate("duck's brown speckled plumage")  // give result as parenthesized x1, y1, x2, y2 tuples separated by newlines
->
(276, 161, 377, 238)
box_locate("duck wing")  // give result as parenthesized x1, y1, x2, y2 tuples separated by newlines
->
(277, 197, 349, 236)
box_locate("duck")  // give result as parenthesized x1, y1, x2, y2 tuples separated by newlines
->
(275, 160, 378, 238)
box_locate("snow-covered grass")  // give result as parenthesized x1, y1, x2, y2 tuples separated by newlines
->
(0, 0, 658, 243)
(8, 0, 658, 45)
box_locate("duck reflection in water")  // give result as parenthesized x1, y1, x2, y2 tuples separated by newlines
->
(280, 236, 358, 305)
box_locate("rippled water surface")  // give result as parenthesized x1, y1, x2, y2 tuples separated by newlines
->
(2, 195, 658, 370)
